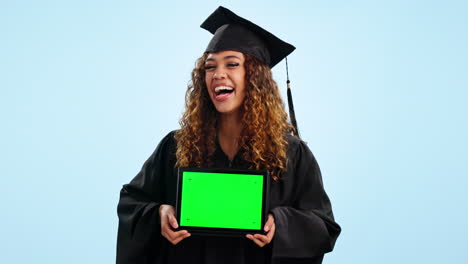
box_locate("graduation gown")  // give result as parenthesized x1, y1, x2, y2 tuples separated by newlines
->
(116, 130, 340, 264)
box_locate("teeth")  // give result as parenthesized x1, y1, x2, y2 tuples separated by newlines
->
(215, 86, 234, 93)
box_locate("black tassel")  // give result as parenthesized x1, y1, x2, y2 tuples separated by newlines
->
(285, 57, 300, 138)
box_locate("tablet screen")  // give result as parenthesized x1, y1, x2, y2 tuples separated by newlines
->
(176, 168, 269, 236)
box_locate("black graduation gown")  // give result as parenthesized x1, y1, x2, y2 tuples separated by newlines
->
(116, 130, 340, 264)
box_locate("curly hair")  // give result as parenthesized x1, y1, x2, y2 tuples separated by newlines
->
(174, 53, 295, 181)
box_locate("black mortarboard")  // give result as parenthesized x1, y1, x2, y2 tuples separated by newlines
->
(200, 6, 295, 68)
(200, 6, 300, 138)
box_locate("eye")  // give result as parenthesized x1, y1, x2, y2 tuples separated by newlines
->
(204, 65, 216, 71)
(227, 63, 240, 68)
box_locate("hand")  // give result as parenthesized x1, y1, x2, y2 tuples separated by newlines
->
(159, 204, 191, 245)
(246, 213, 275, 247)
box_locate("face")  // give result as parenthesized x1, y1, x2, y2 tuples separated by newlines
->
(204, 50, 246, 115)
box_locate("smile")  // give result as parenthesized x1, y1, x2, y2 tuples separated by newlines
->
(213, 85, 235, 102)
(214, 86, 235, 95)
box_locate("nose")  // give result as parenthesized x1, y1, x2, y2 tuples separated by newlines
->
(213, 67, 227, 80)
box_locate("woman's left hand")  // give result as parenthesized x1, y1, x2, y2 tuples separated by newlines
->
(246, 213, 275, 247)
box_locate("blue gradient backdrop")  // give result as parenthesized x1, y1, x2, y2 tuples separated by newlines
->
(1, 0, 467, 263)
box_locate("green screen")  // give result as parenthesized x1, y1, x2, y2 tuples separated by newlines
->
(180, 171, 263, 230)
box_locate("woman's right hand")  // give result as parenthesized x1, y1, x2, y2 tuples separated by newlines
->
(159, 204, 191, 245)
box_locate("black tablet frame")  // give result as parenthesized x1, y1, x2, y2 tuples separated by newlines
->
(175, 167, 270, 237)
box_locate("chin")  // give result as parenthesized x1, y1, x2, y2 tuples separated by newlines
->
(215, 107, 236, 114)
(213, 104, 242, 115)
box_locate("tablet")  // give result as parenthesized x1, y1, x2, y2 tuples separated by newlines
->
(175, 167, 270, 237)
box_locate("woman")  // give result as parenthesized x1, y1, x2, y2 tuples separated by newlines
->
(117, 6, 340, 264)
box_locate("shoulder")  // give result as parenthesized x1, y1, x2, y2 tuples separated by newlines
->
(285, 134, 302, 149)
(285, 134, 318, 164)
(160, 129, 178, 144)
(148, 129, 179, 160)
(285, 134, 308, 153)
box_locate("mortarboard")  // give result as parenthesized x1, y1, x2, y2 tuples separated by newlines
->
(200, 6, 300, 138)
(200, 6, 295, 68)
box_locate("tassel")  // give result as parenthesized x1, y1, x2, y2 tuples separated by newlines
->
(285, 57, 300, 138)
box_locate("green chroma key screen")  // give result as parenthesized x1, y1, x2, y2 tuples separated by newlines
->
(180, 171, 264, 230)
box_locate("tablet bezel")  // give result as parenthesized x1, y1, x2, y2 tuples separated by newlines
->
(175, 167, 270, 237)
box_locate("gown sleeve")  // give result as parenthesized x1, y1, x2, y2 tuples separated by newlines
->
(270, 138, 341, 261)
(116, 131, 177, 264)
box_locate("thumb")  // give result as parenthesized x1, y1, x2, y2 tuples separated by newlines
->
(168, 214, 179, 229)
(264, 214, 274, 232)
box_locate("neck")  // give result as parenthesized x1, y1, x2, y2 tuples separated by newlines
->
(218, 111, 242, 139)
(217, 111, 243, 160)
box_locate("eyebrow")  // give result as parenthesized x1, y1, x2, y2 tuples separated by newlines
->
(205, 55, 241, 62)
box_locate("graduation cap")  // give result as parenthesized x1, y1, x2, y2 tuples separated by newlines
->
(201, 6, 300, 138)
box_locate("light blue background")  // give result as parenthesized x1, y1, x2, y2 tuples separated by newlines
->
(1, 0, 467, 263)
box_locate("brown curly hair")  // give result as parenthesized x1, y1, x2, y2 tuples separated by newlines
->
(174, 53, 295, 181)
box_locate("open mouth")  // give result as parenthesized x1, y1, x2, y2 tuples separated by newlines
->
(214, 86, 235, 96)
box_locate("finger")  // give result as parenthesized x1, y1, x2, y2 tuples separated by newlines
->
(266, 222, 276, 241)
(164, 230, 186, 243)
(246, 234, 266, 247)
(169, 229, 188, 241)
(253, 234, 270, 244)
(168, 214, 179, 229)
(170, 232, 191, 245)
(164, 226, 188, 240)
(264, 214, 275, 232)
(252, 238, 265, 247)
